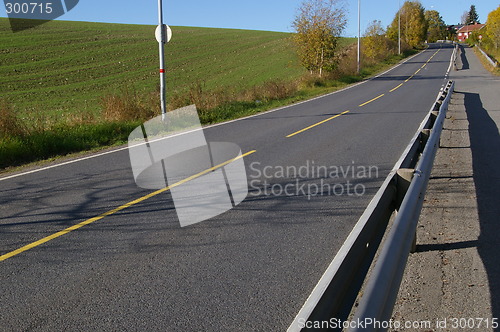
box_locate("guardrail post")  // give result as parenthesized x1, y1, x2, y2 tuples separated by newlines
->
(411, 232, 417, 253)
(420, 129, 431, 149)
(395, 169, 413, 211)
(395, 168, 418, 253)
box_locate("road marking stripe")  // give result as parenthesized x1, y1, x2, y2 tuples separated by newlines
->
(0, 150, 257, 262)
(359, 94, 385, 107)
(390, 83, 404, 92)
(429, 49, 440, 60)
(400, 49, 440, 87)
(286, 111, 350, 138)
(169, 150, 257, 188)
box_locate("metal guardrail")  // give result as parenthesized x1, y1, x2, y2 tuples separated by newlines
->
(349, 80, 455, 331)
(288, 81, 455, 332)
(476, 45, 498, 68)
(453, 44, 458, 71)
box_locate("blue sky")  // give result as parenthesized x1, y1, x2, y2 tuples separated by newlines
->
(1, 1, 498, 36)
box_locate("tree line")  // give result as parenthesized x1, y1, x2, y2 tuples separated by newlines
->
(292, 0, 500, 76)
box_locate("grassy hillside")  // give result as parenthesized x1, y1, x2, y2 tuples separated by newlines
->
(1, 19, 369, 169)
(0, 18, 304, 119)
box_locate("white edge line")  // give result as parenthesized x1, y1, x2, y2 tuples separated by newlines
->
(446, 43, 457, 76)
(0, 127, 205, 182)
(0, 148, 130, 182)
(287, 53, 454, 331)
(0, 50, 424, 183)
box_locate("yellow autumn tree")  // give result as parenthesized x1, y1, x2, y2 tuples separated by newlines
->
(387, 1, 428, 48)
(363, 20, 391, 60)
(486, 5, 500, 50)
(292, 0, 347, 77)
(425, 10, 447, 43)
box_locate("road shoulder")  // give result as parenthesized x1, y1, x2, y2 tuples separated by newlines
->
(390, 45, 500, 331)
(390, 92, 493, 331)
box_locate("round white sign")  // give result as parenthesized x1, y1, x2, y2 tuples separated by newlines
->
(155, 24, 172, 44)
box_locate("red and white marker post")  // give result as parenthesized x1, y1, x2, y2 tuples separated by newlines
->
(156, 0, 172, 121)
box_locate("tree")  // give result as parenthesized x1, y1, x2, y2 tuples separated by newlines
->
(486, 5, 500, 50)
(292, 0, 347, 77)
(461, 11, 469, 25)
(425, 10, 447, 42)
(387, 1, 428, 48)
(466, 5, 480, 24)
(446, 25, 457, 41)
(363, 20, 391, 60)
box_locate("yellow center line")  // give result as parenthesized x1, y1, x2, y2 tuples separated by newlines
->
(169, 150, 257, 188)
(390, 83, 404, 92)
(0, 150, 257, 262)
(286, 111, 350, 138)
(429, 49, 439, 61)
(359, 94, 385, 107)
(403, 50, 438, 85)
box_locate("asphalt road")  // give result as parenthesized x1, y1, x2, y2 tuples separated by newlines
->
(0, 43, 455, 331)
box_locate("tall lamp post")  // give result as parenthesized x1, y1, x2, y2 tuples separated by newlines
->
(357, 0, 360, 74)
(398, 0, 401, 54)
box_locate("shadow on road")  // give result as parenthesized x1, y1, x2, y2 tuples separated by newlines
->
(463, 91, 500, 325)
(458, 45, 470, 70)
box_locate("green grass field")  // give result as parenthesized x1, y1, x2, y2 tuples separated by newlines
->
(0, 18, 307, 119)
(1, 18, 386, 169)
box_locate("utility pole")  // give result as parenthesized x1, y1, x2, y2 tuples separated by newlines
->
(398, 0, 401, 54)
(357, 0, 360, 74)
(158, 0, 166, 121)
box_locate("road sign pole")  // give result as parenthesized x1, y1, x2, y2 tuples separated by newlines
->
(158, 0, 166, 121)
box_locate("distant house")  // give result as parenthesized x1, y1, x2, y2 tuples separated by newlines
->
(457, 23, 486, 42)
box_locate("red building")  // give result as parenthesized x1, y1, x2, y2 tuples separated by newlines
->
(457, 23, 486, 42)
